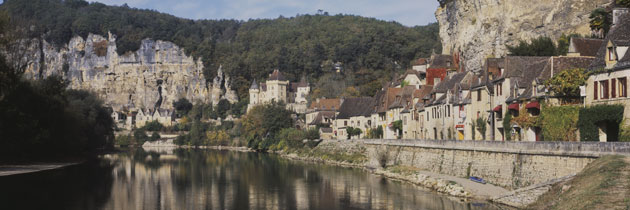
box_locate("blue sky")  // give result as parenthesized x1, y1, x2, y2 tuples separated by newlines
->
(85, 0, 439, 26)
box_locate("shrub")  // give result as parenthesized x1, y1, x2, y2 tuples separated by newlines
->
(305, 128, 320, 140)
(143, 120, 163, 131)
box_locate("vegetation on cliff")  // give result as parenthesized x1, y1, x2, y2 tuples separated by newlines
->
(0, 12, 114, 161)
(0, 0, 441, 98)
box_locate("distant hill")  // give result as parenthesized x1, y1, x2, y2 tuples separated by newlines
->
(0, 0, 441, 97)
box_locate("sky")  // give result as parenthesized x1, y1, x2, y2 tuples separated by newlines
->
(85, 0, 439, 27)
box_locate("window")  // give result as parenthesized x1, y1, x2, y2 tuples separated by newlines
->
(619, 77, 628, 97)
(447, 105, 450, 117)
(609, 47, 615, 61)
(344, 121, 347, 126)
(594, 81, 598, 100)
(477, 89, 481, 101)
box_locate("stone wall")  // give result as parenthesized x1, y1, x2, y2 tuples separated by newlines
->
(359, 139, 630, 190)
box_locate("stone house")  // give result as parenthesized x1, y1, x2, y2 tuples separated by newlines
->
(402, 85, 433, 139)
(387, 86, 418, 139)
(488, 56, 549, 141)
(248, 69, 310, 113)
(371, 87, 403, 139)
(333, 97, 375, 139)
(469, 70, 493, 141)
(585, 10, 630, 142)
(306, 98, 342, 129)
(423, 71, 468, 140)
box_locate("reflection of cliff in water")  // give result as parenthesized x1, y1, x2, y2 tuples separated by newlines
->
(0, 159, 114, 210)
(100, 149, 501, 210)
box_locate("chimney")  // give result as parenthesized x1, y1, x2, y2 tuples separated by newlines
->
(613, 8, 629, 27)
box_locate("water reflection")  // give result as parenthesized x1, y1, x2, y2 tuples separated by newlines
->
(0, 149, 505, 210)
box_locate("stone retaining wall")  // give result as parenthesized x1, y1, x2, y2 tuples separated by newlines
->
(358, 139, 630, 190)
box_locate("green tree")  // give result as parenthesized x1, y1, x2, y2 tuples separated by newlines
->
(241, 102, 294, 150)
(173, 98, 193, 117)
(507, 37, 557, 56)
(556, 34, 581, 56)
(618, 0, 630, 8)
(475, 117, 487, 140)
(544, 68, 587, 101)
(216, 99, 231, 119)
(589, 8, 612, 37)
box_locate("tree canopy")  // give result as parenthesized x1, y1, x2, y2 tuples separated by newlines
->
(506, 37, 558, 56)
(0, 0, 442, 96)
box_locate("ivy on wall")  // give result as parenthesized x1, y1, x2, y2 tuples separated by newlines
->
(577, 104, 624, 142)
(511, 107, 541, 130)
(540, 105, 580, 141)
(503, 112, 513, 141)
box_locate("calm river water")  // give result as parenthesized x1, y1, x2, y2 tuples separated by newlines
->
(0, 149, 505, 210)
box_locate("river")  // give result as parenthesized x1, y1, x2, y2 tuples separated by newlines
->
(0, 149, 505, 210)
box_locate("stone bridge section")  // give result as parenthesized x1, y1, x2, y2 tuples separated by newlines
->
(359, 139, 630, 190)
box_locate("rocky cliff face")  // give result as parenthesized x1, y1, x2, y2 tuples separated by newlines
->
(24, 33, 237, 110)
(436, 0, 611, 71)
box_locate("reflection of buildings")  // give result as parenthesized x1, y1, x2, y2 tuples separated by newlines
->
(100, 152, 495, 210)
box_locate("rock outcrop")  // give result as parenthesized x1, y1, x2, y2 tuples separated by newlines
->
(436, 0, 611, 72)
(24, 32, 237, 110)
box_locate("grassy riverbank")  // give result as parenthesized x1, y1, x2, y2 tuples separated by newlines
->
(528, 155, 630, 210)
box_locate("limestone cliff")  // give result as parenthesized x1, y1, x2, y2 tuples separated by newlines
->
(436, 0, 611, 71)
(24, 33, 237, 110)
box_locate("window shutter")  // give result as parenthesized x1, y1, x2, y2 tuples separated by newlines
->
(610, 79, 617, 98)
(594, 81, 598, 100)
(624, 78, 628, 97)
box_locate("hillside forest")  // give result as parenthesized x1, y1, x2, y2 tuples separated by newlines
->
(0, 0, 442, 99)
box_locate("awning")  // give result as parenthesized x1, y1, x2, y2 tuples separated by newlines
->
(493, 105, 502, 112)
(508, 103, 519, 111)
(526, 101, 540, 109)
(455, 124, 465, 128)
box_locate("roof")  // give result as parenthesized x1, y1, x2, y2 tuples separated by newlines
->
(268, 69, 286, 81)
(375, 88, 402, 113)
(297, 77, 309, 87)
(250, 79, 259, 89)
(434, 71, 468, 93)
(590, 13, 630, 71)
(308, 111, 336, 125)
(309, 98, 342, 111)
(388, 86, 416, 109)
(538, 56, 595, 81)
(429, 54, 454, 69)
(500, 56, 550, 81)
(413, 58, 428, 65)
(569, 37, 604, 57)
(414, 85, 433, 99)
(320, 127, 333, 133)
(337, 97, 375, 119)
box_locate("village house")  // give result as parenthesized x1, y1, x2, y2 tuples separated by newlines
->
(333, 97, 375, 139)
(422, 71, 468, 140)
(585, 9, 630, 142)
(372, 87, 403, 139)
(469, 69, 493, 141)
(401, 85, 432, 139)
(305, 98, 343, 129)
(248, 69, 310, 113)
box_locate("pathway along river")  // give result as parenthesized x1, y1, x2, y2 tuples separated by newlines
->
(0, 149, 505, 210)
